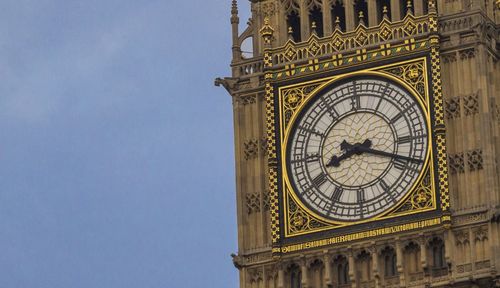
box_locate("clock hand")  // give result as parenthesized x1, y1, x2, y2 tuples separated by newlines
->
(356, 145, 423, 163)
(326, 140, 372, 167)
(326, 140, 355, 167)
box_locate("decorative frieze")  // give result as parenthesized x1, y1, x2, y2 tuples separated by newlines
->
(444, 93, 479, 120)
(239, 94, 257, 106)
(456, 263, 472, 274)
(441, 53, 457, 63)
(246, 192, 262, 214)
(463, 93, 479, 116)
(246, 191, 270, 215)
(244, 138, 268, 160)
(448, 152, 465, 174)
(452, 211, 489, 226)
(466, 149, 483, 171)
(459, 48, 476, 60)
(244, 139, 260, 160)
(445, 97, 461, 119)
(454, 230, 470, 245)
(474, 226, 488, 242)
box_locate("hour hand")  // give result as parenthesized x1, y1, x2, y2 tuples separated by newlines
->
(327, 140, 355, 167)
(339, 140, 352, 152)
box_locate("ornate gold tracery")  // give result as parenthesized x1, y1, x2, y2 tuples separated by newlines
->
(263, 0, 449, 253)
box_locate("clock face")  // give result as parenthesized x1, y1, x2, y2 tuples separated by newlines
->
(286, 77, 429, 222)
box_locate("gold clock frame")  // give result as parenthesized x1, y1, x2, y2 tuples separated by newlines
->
(280, 62, 436, 234)
(263, 3, 450, 254)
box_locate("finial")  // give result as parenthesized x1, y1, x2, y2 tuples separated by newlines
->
(311, 21, 317, 35)
(382, 6, 389, 19)
(231, 0, 238, 16)
(288, 26, 294, 40)
(334, 16, 341, 31)
(406, 0, 414, 15)
(358, 11, 365, 26)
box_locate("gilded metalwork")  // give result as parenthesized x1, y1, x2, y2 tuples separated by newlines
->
(279, 217, 443, 254)
(281, 82, 324, 129)
(265, 80, 280, 244)
(394, 169, 434, 213)
(261, 0, 450, 253)
(268, 13, 430, 68)
(287, 190, 330, 234)
(272, 39, 428, 80)
(382, 61, 426, 97)
(277, 59, 439, 238)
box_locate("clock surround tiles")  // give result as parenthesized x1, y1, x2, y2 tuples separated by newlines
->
(217, 0, 500, 287)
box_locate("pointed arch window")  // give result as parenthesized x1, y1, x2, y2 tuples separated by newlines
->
(309, 4, 324, 37)
(401, 0, 414, 16)
(287, 10, 301, 42)
(429, 238, 446, 268)
(354, 0, 369, 26)
(331, 0, 346, 31)
(333, 255, 350, 285)
(289, 264, 302, 288)
(422, 0, 429, 15)
(381, 246, 397, 277)
(404, 242, 420, 273)
(376, 0, 392, 22)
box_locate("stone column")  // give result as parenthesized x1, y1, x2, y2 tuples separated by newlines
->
(413, 0, 424, 16)
(419, 235, 428, 271)
(323, 252, 333, 287)
(278, 3, 289, 45)
(390, 0, 401, 21)
(345, 0, 355, 31)
(322, 0, 333, 36)
(277, 265, 285, 288)
(395, 238, 406, 286)
(348, 248, 356, 286)
(470, 227, 477, 273)
(367, 0, 378, 26)
(300, 0, 310, 41)
(370, 244, 380, 288)
(301, 258, 309, 288)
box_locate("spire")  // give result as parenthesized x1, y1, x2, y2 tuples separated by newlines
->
(382, 6, 389, 20)
(311, 21, 317, 35)
(406, 0, 414, 15)
(288, 26, 294, 41)
(231, 0, 239, 23)
(231, 0, 241, 61)
(334, 17, 341, 31)
(358, 11, 365, 26)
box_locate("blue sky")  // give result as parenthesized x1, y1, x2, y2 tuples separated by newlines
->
(0, 1, 250, 287)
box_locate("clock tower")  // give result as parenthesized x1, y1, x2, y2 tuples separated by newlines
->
(216, 1, 500, 287)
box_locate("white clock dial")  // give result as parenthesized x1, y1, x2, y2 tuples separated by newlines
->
(286, 77, 429, 222)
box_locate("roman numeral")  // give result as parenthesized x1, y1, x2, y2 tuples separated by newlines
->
(311, 173, 328, 187)
(298, 126, 324, 137)
(320, 97, 339, 120)
(357, 189, 366, 204)
(305, 153, 320, 163)
(380, 179, 390, 191)
(397, 134, 427, 144)
(379, 179, 397, 203)
(332, 186, 343, 202)
(397, 135, 412, 144)
(351, 94, 361, 111)
(390, 113, 403, 124)
(393, 158, 407, 170)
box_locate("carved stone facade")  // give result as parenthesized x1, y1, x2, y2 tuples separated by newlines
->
(218, 0, 500, 287)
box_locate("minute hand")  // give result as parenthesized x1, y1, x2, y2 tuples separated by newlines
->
(356, 146, 423, 163)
